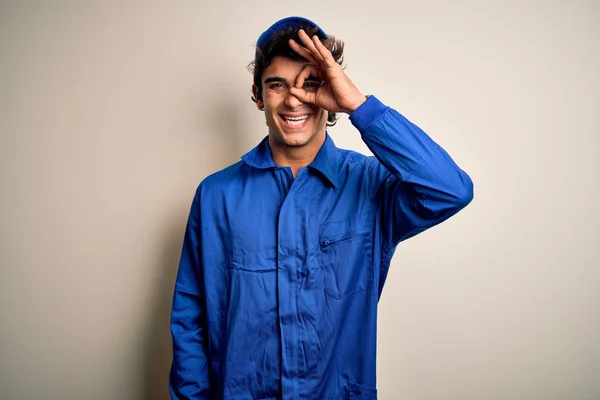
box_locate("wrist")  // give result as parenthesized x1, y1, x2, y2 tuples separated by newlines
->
(344, 93, 369, 114)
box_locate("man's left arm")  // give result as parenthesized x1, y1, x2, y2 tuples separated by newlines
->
(287, 30, 473, 244)
(350, 95, 474, 246)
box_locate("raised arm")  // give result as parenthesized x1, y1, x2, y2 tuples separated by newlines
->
(351, 96, 473, 246)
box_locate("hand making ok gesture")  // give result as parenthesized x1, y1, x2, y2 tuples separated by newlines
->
(288, 29, 367, 115)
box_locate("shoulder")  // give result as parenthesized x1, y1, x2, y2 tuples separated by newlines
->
(335, 145, 365, 162)
(193, 160, 247, 200)
(335, 146, 376, 173)
(333, 146, 387, 192)
(202, 160, 245, 186)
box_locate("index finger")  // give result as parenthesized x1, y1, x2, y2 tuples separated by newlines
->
(293, 63, 323, 89)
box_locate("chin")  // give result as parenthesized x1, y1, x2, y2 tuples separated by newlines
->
(275, 132, 312, 148)
(273, 128, 317, 148)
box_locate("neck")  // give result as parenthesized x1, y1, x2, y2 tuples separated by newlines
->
(269, 133, 326, 178)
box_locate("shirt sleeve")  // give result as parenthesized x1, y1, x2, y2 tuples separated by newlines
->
(349, 95, 474, 249)
(169, 188, 212, 399)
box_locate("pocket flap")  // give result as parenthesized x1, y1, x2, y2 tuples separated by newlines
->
(319, 219, 370, 247)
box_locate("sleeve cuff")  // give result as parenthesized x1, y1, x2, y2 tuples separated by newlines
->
(348, 95, 390, 133)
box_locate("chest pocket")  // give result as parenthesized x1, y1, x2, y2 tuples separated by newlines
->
(319, 218, 373, 299)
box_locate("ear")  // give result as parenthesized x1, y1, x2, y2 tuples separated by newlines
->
(252, 84, 264, 110)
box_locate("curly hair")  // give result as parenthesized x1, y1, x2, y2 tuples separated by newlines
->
(248, 26, 345, 127)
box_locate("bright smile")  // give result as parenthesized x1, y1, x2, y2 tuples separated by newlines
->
(279, 113, 312, 130)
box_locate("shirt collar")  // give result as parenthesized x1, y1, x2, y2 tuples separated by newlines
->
(241, 133, 340, 188)
(241, 136, 277, 169)
(308, 133, 339, 188)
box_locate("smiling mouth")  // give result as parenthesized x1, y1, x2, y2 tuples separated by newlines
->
(279, 114, 311, 129)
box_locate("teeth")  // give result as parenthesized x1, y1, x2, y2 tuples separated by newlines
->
(283, 115, 309, 126)
(286, 116, 307, 120)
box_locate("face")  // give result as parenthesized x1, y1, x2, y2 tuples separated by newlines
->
(254, 56, 328, 149)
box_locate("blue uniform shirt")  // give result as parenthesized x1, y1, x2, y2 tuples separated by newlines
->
(169, 95, 473, 399)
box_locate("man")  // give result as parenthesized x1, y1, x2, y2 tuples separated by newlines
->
(169, 16, 473, 399)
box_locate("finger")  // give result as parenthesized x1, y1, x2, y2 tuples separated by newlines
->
(288, 39, 319, 65)
(312, 35, 338, 68)
(293, 64, 323, 89)
(289, 86, 317, 106)
(297, 29, 325, 63)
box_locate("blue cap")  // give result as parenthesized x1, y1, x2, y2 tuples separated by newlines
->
(256, 16, 327, 51)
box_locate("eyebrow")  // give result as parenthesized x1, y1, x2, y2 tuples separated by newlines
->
(264, 77, 287, 85)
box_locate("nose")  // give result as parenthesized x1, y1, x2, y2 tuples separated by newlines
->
(284, 90, 302, 109)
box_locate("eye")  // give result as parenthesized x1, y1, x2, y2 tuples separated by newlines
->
(303, 80, 321, 92)
(268, 82, 286, 90)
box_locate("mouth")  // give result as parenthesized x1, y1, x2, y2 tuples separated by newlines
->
(279, 113, 312, 130)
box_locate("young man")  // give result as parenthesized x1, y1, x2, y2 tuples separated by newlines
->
(169, 16, 473, 400)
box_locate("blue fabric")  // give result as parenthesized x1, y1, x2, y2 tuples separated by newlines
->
(256, 16, 327, 51)
(169, 95, 473, 399)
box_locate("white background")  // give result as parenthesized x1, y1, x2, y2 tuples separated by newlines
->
(1, 1, 599, 399)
